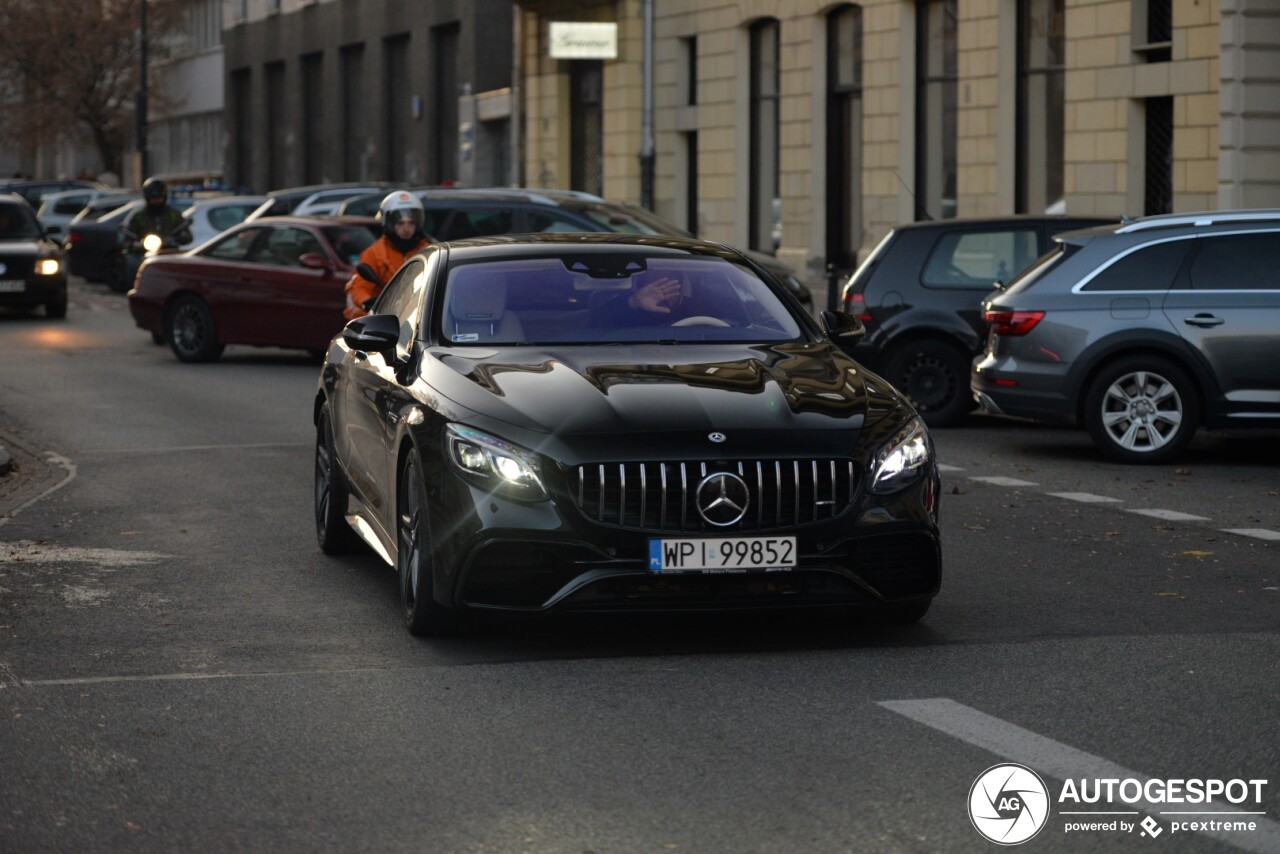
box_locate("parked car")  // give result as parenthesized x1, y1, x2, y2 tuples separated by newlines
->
(336, 187, 815, 308)
(128, 216, 381, 362)
(64, 197, 193, 290)
(182, 195, 267, 247)
(0, 179, 102, 210)
(0, 192, 68, 318)
(36, 188, 130, 240)
(314, 232, 941, 636)
(244, 183, 394, 222)
(838, 215, 1114, 426)
(972, 210, 1280, 463)
(291, 186, 390, 217)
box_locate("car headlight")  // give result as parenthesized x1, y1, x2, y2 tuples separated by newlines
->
(869, 416, 932, 494)
(446, 424, 547, 501)
(37, 258, 60, 275)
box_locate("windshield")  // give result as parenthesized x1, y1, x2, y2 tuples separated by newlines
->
(440, 255, 804, 346)
(0, 204, 43, 239)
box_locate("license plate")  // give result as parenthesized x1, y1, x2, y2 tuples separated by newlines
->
(648, 536, 797, 574)
(0, 280, 25, 293)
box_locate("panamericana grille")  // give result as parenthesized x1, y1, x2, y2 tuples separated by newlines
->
(572, 459, 859, 533)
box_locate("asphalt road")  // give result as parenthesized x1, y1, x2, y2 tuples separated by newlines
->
(0, 279, 1276, 853)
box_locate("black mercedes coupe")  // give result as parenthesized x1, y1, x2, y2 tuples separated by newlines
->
(314, 234, 941, 635)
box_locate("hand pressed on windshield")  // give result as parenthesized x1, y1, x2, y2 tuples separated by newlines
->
(627, 276, 684, 314)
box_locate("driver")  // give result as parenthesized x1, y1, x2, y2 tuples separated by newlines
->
(589, 275, 692, 327)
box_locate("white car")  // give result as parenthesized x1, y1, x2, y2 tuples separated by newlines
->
(37, 189, 133, 239)
(181, 195, 267, 247)
(290, 186, 388, 217)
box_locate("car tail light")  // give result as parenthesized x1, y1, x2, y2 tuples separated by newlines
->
(843, 290, 873, 322)
(985, 309, 1044, 336)
(67, 232, 83, 244)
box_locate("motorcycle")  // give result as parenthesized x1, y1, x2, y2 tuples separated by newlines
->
(112, 226, 192, 294)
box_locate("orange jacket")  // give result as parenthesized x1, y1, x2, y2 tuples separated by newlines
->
(343, 235, 429, 319)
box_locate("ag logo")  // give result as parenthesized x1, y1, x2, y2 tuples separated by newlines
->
(968, 763, 1050, 845)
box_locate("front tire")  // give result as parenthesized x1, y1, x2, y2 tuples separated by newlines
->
(166, 295, 225, 362)
(397, 453, 458, 637)
(1083, 356, 1200, 464)
(883, 339, 973, 427)
(315, 405, 361, 554)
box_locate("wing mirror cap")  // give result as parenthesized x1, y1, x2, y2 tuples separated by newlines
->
(820, 309, 865, 342)
(342, 313, 400, 354)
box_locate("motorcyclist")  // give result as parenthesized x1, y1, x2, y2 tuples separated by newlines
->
(120, 177, 192, 289)
(343, 190, 430, 320)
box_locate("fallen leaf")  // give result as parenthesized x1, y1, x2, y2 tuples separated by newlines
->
(1156, 592, 1183, 597)
(1182, 550, 1213, 557)
(124, 821, 142, 831)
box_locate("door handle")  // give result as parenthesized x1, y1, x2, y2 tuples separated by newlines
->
(1182, 314, 1224, 328)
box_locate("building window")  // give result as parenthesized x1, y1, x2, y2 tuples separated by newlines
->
(1144, 96, 1173, 215)
(681, 36, 698, 235)
(230, 69, 251, 187)
(1134, 0, 1172, 63)
(383, 34, 410, 182)
(826, 5, 863, 271)
(301, 52, 324, 185)
(749, 18, 780, 252)
(265, 62, 286, 189)
(570, 61, 604, 197)
(1016, 0, 1065, 214)
(915, 0, 957, 220)
(341, 44, 365, 180)
(433, 23, 459, 184)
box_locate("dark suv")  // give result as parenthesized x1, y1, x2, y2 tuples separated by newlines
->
(840, 216, 1113, 426)
(0, 193, 69, 318)
(337, 187, 813, 308)
(973, 210, 1280, 463)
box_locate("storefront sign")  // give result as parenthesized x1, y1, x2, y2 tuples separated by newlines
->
(549, 22, 617, 59)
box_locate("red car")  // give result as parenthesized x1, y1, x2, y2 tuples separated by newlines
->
(128, 216, 381, 362)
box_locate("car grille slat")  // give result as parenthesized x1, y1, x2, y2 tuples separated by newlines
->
(572, 458, 860, 533)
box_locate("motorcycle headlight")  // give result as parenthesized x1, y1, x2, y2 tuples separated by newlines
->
(36, 258, 60, 275)
(869, 416, 932, 494)
(142, 234, 163, 253)
(446, 425, 547, 501)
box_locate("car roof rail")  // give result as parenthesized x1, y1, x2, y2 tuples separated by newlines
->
(1116, 209, 1280, 233)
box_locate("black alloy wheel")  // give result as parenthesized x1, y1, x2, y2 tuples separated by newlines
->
(166, 295, 225, 363)
(883, 339, 973, 428)
(1084, 355, 1200, 464)
(397, 453, 459, 637)
(315, 405, 361, 554)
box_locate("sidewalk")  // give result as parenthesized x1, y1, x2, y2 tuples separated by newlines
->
(0, 428, 64, 523)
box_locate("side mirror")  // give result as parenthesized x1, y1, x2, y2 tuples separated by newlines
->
(356, 262, 384, 287)
(820, 309, 865, 343)
(299, 252, 332, 271)
(342, 313, 401, 355)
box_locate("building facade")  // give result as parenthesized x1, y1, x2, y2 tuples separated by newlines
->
(222, 0, 515, 194)
(147, 0, 227, 186)
(514, 0, 1280, 299)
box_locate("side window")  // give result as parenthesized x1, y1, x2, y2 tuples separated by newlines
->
(260, 227, 323, 267)
(922, 229, 1039, 288)
(207, 205, 253, 233)
(528, 210, 590, 233)
(1189, 233, 1280, 291)
(438, 208, 513, 240)
(1080, 240, 1192, 292)
(373, 257, 428, 338)
(202, 227, 264, 261)
(53, 194, 90, 215)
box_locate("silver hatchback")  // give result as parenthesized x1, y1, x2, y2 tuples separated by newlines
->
(972, 210, 1280, 463)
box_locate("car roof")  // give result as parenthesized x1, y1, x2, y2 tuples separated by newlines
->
(438, 231, 745, 262)
(888, 214, 1117, 233)
(242, 214, 380, 228)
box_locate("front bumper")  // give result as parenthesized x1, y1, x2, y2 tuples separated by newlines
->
(0, 275, 66, 308)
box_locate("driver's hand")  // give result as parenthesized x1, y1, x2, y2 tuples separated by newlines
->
(627, 277, 683, 314)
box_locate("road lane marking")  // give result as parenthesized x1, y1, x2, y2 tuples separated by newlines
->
(77, 442, 311, 455)
(878, 698, 1280, 853)
(0, 540, 169, 566)
(937, 464, 965, 473)
(1222, 529, 1280, 542)
(968, 476, 1039, 487)
(1127, 508, 1211, 522)
(1047, 492, 1122, 503)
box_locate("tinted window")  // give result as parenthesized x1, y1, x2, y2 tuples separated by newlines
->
(528, 210, 593, 233)
(0, 203, 42, 239)
(1080, 239, 1192, 292)
(438, 208, 514, 240)
(374, 261, 425, 326)
(1188, 233, 1280, 291)
(206, 204, 256, 232)
(922, 229, 1039, 288)
(260, 227, 324, 267)
(321, 224, 379, 266)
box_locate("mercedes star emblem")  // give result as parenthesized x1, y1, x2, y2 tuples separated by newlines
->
(708, 432, 726, 443)
(696, 472, 750, 527)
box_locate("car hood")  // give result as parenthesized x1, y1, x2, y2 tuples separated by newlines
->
(422, 342, 905, 460)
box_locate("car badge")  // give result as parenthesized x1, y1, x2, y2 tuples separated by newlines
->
(695, 472, 750, 527)
(0, 263, 6, 275)
(708, 432, 726, 443)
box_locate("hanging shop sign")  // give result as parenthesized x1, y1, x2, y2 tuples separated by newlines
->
(549, 22, 618, 59)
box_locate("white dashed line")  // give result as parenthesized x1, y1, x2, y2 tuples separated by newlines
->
(879, 698, 1280, 854)
(1221, 528, 1280, 542)
(968, 476, 1039, 487)
(1046, 492, 1122, 504)
(937, 464, 965, 473)
(1126, 508, 1211, 522)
